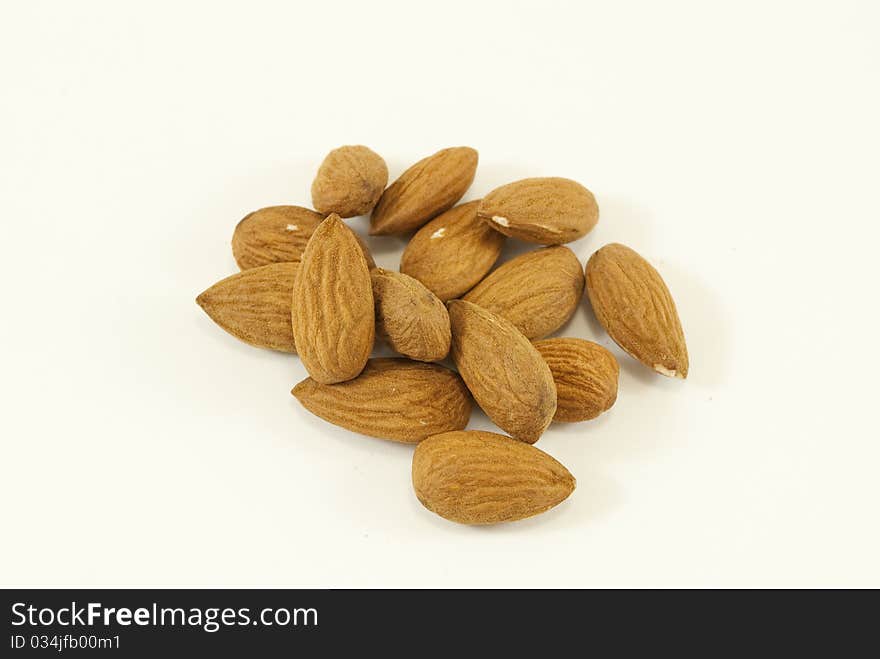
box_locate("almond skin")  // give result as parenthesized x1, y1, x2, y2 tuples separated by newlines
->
(232, 205, 375, 270)
(448, 300, 556, 444)
(371, 268, 451, 362)
(412, 430, 576, 524)
(478, 177, 599, 245)
(370, 147, 478, 236)
(232, 206, 324, 270)
(196, 262, 298, 352)
(463, 246, 584, 339)
(585, 243, 689, 378)
(292, 214, 375, 384)
(311, 145, 388, 218)
(533, 338, 619, 422)
(399, 200, 505, 301)
(292, 359, 471, 443)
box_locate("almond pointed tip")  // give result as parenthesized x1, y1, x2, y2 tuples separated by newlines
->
(291, 379, 309, 399)
(654, 363, 686, 379)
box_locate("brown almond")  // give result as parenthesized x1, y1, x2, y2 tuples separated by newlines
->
(412, 430, 576, 524)
(196, 262, 298, 352)
(292, 214, 375, 384)
(399, 200, 505, 301)
(371, 268, 451, 362)
(478, 177, 598, 244)
(463, 246, 584, 339)
(232, 206, 324, 270)
(448, 300, 556, 443)
(232, 205, 375, 270)
(311, 145, 388, 218)
(370, 147, 478, 236)
(585, 243, 689, 378)
(292, 358, 471, 443)
(533, 338, 619, 422)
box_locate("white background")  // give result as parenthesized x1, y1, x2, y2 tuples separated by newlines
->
(1, 1, 878, 587)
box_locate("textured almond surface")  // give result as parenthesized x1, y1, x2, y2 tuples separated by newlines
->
(311, 145, 388, 218)
(463, 246, 584, 339)
(196, 262, 298, 352)
(292, 359, 471, 443)
(412, 430, 575, 524)
(291, 214, 375, 384)
(399, 200, 505, 301)
(370, 147, 478, 235)
(448, 300, 556, 443)
(533, 338, 619, 422)
(478, 177, 599, 245)
(232, 206, 324, 270)
(232, 205, 374, 270)
(585, 243, 689, 378)
(371, 268, 451, 362)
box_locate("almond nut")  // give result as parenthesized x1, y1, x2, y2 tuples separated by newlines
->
(585, 243, 689, 378)
(196, 262, 298, 352)
(479, 177, 598, 244)
(370, 147, 478, 235)
(292, 358, 471, 443)
(292, 214, 375, 384)
(311, 145, 388, 218)
(533, 338, 619, 421)
(371, 268, 451, 362)
(463, 246, 584, 339)
(448, 300, 556, 443)
(412, 430, 576, 524)
(232, 206, 324, 270)
(232, 205, 375, 270)
(399, 200, 505, 301)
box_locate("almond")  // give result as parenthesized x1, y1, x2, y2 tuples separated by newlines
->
(311, 145, 388, 218)
(399, 200, 505, 301)
(292, 214, 375, 384)
(371, 268, 451, 362)
(231, 205, 375, 270)
(585, 243, 689, 378)
(412, 430, 576, 524)
(292, 358, 471, 443)
(478, 177, 598, 244)
(448, 300, 556, 443)
(232, 206, 324, 270)
(463, 246, 584, 339)
(370, 147, 478, 235)
(196, 262, 298, 353)
(533, 338, 619, 422)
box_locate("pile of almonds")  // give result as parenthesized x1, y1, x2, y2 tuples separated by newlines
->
(197, 146, 689, 525)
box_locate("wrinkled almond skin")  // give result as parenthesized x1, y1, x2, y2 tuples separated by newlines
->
(196, 262, 298, 352)
(463, 246, 584, 339)
(311, 145, 388, 218)
(479, 177, 598, 245)
(232, 205, 375, 270)
(292, 214, 375, 384)
(232, 206, 324, 270)
(448, 300, 556, 443)
(370, 147, 478, 236)
(399, 200, 505, 301)
(533, 338, 619, 422)
(371, 268, 451, 362)
(585, 243, 689, 378)
(292, 359, 471, 443)
(412, 430, 575, 525)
